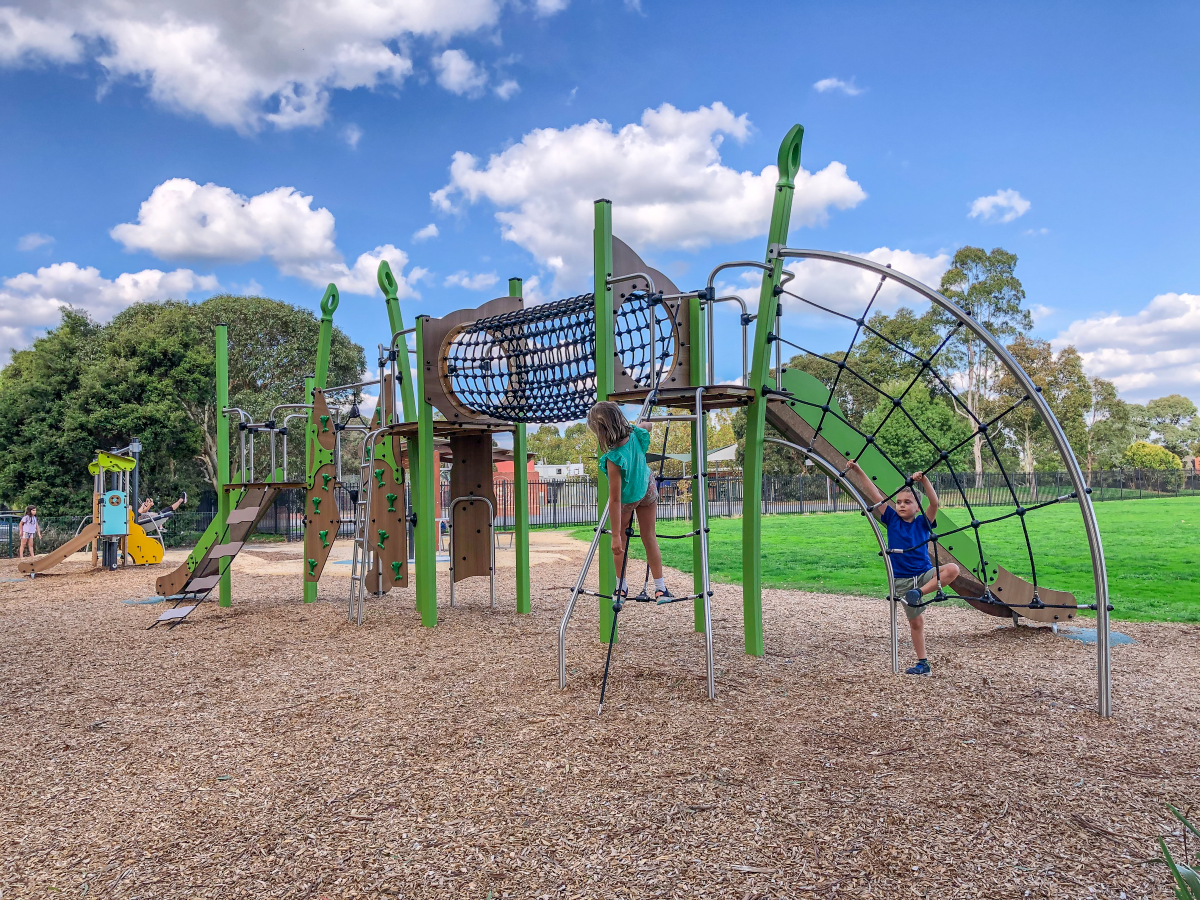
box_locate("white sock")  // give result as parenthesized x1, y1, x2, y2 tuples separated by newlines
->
(654, 577, 665, 592)
(618, 577, 628, 592)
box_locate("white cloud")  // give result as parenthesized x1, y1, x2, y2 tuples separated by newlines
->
(0, 262, 217, 362)
(494, 78, 519, 100)
(341, 124, 363, 148)
(722, 247, 951, 317)
(431, 102, 866, 292)
(17, 232, 54, 251)
(444, 270, 499, 290)
(0, 0, 561, 132)
(1052, 293, 1200, 401)
(111, 178, 338, 265)
(413, 223, 439, 242)
(1024, 227, 1049, 236)
(969, 189, 1031, 223)
(813, 77, 863, 96)
(432, 48, 487, 97)
(111, 177, 422, 296)
(1029, 303, 1054, 324)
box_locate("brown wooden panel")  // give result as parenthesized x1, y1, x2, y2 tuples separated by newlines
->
(303, 463, 340, 584)
(992, 566, 1077, 623)
(448, 433, 496, 583)
(365, 431, 408, 592)
(612, 236, 689, 391)
(311, 390, 337, 451)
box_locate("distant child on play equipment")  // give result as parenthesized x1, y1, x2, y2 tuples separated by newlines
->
(18, 506, 41, 559)
(586, 401, 670, 603)
(137, 493, 187, 526)
(845, 462, 959, 676)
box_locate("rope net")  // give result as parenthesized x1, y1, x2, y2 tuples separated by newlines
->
(443, 291, 676, 424)
(767, 264, 1099, 616)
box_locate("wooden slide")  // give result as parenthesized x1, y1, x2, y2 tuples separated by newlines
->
(18, 524, 101, 575)
(765, 369, 1077, 624)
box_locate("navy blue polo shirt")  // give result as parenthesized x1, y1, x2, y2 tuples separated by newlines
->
(880, 505, 934, 577)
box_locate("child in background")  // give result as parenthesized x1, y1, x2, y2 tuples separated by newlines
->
(586, 401, 671, 602)
(18, 506, 41, 560)
(845, 462, 959, 676)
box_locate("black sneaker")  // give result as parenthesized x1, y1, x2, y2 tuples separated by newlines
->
(905, 660, 931, 676)
(904, 588, 923, 607)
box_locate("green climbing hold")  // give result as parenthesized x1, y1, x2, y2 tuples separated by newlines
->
(312, 496, 322, 514)
(319, 529, 329, 549)
(390, 561, 401, 578)
(374, 468, 386, 488)
(306, 558, 317, 577)
(320, 414, 330, 432)
(376, 528, 389, 549)
(322, 473, 332, 490)
(386, 492, 398, 512)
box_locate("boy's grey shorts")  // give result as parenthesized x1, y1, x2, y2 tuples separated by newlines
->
(894, 568, 938, 621)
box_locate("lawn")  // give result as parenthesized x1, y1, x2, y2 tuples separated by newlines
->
(570, 495, 1199, 623)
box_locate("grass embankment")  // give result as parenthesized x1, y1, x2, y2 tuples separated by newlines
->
(570, 495, 1199, 623)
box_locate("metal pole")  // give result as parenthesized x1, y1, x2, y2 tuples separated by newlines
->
(215, 324, 232, 607)
(697, 387, 715, 700)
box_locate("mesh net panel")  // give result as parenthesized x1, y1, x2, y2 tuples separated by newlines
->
(442, 292, 675, 424)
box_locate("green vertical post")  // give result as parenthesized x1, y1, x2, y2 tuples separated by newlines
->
(593, 200, 617, 640)
(509, 276, 532, 615)
(215, 324, 232, 607)
(742, 125, 805, 657)
(688, 293, 707, 632)
(413, 316, 438, 626)
(377, 261, 418, 423)
(304, 284, 339, 604)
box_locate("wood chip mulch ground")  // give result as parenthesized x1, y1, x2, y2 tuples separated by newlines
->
(1, 534, 1197, 900)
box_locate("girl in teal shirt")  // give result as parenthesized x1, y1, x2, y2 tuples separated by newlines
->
(587, 401, 669, 601)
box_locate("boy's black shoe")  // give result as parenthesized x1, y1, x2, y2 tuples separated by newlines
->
(904, 588, 923, 607)
(905, 660, 931, 676)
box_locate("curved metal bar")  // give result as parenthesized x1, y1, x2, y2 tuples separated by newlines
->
(766, 437, 899, 673)
(704, 295, 751, 386)
(705, 260, 772, 291)
(448, 496, 496, 610)
(777, 248, 1110, 714)
(607, 271, 657, 296)
(323, 379, 381, 394)
(281, 412, 310, 481)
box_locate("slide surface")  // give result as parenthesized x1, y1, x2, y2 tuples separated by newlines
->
(18, 524, 100, 575)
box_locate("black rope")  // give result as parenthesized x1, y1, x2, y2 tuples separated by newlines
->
(598, 503, 640, 715)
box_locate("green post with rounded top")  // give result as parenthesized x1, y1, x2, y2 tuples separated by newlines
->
(413, 316, 438, 626)
(593, 200, 617, 641)
(509, 276, 532, 615)
(741, 125, 804, 657)
(303, 284, 339, 604)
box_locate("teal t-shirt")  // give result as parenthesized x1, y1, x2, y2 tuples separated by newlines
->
(599, 426, 652, 505)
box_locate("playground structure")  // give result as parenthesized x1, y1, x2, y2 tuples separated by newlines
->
(167, 123, 1110, 715)
(19, 444, 164, 576)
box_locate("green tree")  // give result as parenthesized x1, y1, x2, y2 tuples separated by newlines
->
(0, 295, 364, 512)
(528, 425, 565, 465)
(936, 247, 1032, 480)
(861, 381, 974, 477)
(1122, 440, 1183, 470)
(1082, 378, 1133, 478)
(1142, 394, 1199, 457)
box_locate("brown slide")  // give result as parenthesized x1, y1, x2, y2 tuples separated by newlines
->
(18, 524, 101, 576)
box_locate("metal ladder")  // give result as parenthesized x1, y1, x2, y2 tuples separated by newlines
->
(347, 456, 373, 625)
(557, 385, 716, 700)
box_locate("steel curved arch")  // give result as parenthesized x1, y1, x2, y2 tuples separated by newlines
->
(765, 437, 902, 674)
(775, 248, 1111, 716)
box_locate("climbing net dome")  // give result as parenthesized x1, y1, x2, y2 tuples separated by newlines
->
(765, 250, 1101, 621)
(442, 291, 677, 424)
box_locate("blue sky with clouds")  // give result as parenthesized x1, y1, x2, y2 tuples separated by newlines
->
(1, 1, 1197, 403)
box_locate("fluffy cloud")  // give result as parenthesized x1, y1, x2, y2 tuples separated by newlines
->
(813, 77, 862, 96)
(1053, 293, 1200, 401)
(494, 78, 519, 100)
(17, 232, 54, 251)
(969, 189, 1030, 223)
(412, 223, 439, 242)
(720, 248, 951, 317)
(0, 0, 551, 131)
(432, 102, 866, 291)
(444, 270, 499, 290)
(0, 262, 217, 362)
(111, 178, 422, 296)
(433, 49, 488, 97)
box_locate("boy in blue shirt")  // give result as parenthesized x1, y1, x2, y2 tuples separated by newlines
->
(845, 462, 959, 675)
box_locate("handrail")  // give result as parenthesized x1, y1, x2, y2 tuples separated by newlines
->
(448, 496, 496, 609)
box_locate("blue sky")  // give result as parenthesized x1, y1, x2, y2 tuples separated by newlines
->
(1, 0, 1197, 404)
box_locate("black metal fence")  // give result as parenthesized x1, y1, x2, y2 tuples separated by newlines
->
(2, 469, 1195, 558)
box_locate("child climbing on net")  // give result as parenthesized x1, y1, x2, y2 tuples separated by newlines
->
(586, 401, 671, 603)
(844, 462, 959, 676)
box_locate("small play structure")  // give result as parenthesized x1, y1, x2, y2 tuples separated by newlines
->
(159, 123, 1111, 715)
(20, 444, 164, 576)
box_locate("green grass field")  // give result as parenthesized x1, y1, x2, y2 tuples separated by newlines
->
(570, 495, 1198, 623)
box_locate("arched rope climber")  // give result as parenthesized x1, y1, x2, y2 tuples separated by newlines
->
(441, 291, 677, 424)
